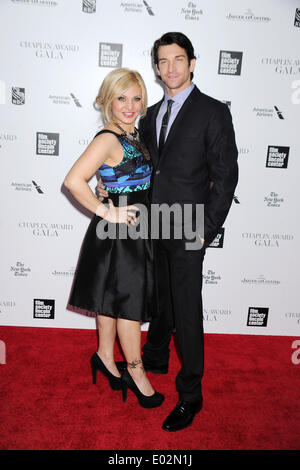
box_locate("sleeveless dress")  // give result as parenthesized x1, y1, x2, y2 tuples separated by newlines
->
(68, 130, 154, 322)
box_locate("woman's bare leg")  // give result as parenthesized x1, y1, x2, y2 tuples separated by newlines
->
(97, 314, 121, 377)
(117, 318, 155, 396)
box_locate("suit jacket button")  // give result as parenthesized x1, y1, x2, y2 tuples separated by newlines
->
(156, 170, 160, 174)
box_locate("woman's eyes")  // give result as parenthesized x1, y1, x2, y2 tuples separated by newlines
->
(117, 96, 141, 101)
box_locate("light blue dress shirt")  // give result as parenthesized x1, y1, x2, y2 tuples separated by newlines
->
(156, 82, 195, 145)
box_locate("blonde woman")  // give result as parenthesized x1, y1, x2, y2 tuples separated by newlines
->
(64, 69, 164, 408)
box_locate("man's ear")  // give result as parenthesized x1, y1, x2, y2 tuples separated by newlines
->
(189, 58, 196, 74)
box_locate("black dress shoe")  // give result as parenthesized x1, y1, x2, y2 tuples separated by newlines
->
(90, 353, 123, 390)
(162, 399, 202, 432)
(121, 369, 165, 408)
(116, 361, 127, 372)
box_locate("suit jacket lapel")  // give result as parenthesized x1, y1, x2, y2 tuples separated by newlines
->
(158, 87, 200, 165)
(148, 98, 163, 168)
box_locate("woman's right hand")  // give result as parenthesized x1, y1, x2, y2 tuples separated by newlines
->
(104, 199, 138, 226)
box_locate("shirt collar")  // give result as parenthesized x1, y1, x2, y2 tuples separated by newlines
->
(164, 82, 195, 106)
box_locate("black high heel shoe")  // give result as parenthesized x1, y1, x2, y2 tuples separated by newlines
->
(90, 352, 123, 391)
(121, 368, 165, 408)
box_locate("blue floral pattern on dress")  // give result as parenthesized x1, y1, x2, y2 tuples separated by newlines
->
(98, 136, 152, 194)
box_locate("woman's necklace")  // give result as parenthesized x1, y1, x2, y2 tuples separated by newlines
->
(111, 120, 151, 161)
(112, 121, 140, 142)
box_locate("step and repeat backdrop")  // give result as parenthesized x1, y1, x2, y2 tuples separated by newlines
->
(0, 0, 299, 335)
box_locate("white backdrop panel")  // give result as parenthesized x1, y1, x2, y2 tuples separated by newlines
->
(0, 0, 299, 335)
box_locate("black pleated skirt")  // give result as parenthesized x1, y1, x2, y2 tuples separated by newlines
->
(68, 190, 154, 322)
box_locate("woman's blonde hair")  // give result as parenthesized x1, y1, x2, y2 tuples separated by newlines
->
(96, 68, 147, 123)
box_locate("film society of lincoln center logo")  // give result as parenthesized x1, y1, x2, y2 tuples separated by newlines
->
(218, 50, 243, 75)
(247, 307, 269, 327)
(36, 132, 59, 156)
(208, 228, 225, 248)
(266, 146, 289, 168)
(99, 43, 123, 68)
(33, 299, 55, 319)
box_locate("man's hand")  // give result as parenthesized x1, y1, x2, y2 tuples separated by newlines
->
(96, 178, 108, 201)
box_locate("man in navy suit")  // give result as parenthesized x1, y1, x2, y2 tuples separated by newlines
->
(138, 32, 238, 432)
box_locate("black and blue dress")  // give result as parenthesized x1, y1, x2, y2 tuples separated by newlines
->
(68, 130, 154, 322)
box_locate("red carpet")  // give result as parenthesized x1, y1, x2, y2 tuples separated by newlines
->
(0, 326, 299, 450)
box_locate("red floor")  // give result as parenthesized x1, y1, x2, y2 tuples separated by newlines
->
(0, 326, 299, 450)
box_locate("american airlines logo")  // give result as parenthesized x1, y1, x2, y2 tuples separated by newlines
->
(143, 1, 154, 15)
(10, 180, 44, 193)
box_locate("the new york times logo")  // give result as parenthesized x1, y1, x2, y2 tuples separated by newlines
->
(266, 146, 289, 169)
(96, 198, 204, 251)
(82, 0, 96, 13)
(12, 87, 25, 105)
(218, 51, 243, 76)
(99, 43, 123, 68)
(247, 307, 269, 327)
(33, 299, 55, 319)
(36, 132, 59, 156)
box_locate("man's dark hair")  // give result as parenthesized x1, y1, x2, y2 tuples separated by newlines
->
(152, 32, 196, 80)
